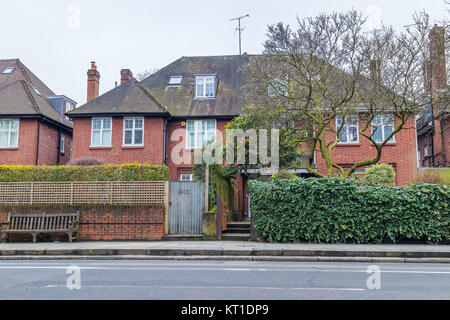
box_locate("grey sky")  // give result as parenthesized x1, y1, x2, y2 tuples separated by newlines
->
(1, 0, 447, 106)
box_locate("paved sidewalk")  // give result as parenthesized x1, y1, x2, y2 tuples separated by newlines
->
(0, 241, 449, 262)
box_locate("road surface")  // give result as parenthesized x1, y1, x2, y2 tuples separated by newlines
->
(0, 260, 448, 299)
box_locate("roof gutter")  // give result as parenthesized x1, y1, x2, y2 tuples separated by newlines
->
(0, 114, 72, 132)
(68, 112, 171, 119)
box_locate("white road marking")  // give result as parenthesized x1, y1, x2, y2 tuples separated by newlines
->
(0, 265, 449, 274)
(44, 284, 365, 291)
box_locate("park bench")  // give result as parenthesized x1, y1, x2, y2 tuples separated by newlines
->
(0, 212, 79, 243)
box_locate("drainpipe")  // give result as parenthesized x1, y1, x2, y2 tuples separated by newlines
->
(414, 117, 420, 169)
(35, 121, 40, 165)
(430, 110, 435, 167)
(162, 118, 167, 165)
(57, 128, 62, 165)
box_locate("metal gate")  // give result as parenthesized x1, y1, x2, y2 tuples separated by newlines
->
(169, 181, 204, 235)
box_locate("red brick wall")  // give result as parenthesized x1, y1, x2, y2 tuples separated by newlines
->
(166, 119, 230, 181)
(0, 205, 164, 242)
(314, 116, 418, 185)
(72, 117, 165, 164)
(0, 118, 38, 165)
(0, 119, 73, 166)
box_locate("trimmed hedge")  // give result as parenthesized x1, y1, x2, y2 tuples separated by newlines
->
(0, 164, 169, 182)
(249, 178, 450, 244)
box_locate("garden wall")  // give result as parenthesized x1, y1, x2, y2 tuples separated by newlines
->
(0, 205, 164, 242)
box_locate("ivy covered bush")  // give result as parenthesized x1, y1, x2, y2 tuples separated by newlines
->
(249, 178, 449, 244)
(0, 164, 169, 182)
(362, 163, 396, 186)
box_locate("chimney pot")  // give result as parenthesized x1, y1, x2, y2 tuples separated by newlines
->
(120, 69, 133, 85)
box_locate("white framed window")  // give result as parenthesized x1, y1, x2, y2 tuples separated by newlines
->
(180, 173, 194, 181)
(123, 117, 144, 146)
(336, 115, 359, 143)
(168, 76, 183, 85)
(372, 114, 394, 143)
(2, 67, 14, 74)
(186, 119, 216, 148)
(91, 118, 112, 147)
(0, 119, 19, 148)
(64, 101, 73, 120)
(424, 145, 429, 157)
(195, 76, 216, 98)
(60, 134, 65, 153)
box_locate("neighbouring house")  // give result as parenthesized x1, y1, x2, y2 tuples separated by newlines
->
(69, 54, 420, 218)
(0, 59, 76, 165)
(417, 25, 450, 168)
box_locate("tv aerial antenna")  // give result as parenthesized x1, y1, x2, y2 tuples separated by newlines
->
(230, 14, 250, 55)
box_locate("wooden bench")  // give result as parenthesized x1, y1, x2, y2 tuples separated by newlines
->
(0, 212, 79, 243)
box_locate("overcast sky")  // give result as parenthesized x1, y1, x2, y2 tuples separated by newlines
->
(1, 0, 447, 106)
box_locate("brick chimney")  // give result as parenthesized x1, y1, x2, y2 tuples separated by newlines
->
(120, 69, 133, 85)
(87, 61, 100, 102)
(429, 24, 447, 98)
(369, 60, 381, 84)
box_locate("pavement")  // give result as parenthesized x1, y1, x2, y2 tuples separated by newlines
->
(0, 241, 450, 263)
(1, 260, 449, 299)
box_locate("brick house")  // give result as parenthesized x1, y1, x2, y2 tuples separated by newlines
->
(417, 25, 449, 168)
(0, 59, 75, 165)
(69, 55, 419, 218)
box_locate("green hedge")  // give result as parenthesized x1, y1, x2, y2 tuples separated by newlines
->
(0, 164, 169, 182)
(249, 178, 450, 244)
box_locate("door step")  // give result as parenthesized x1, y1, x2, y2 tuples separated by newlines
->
(222, 222, 251, 241)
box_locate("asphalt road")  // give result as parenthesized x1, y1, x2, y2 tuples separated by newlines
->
(0, 260, 449, 300)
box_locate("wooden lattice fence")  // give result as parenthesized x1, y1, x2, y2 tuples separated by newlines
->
(0, 181, 166, 205)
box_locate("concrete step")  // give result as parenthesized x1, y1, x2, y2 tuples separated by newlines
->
(222, 228, 251, 234)
(221, 233, 251, 241)
(226, 222, 251, 229)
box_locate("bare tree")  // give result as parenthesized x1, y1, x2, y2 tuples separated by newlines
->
(243, 10, 432, 178)
(135, 68, 160, 81)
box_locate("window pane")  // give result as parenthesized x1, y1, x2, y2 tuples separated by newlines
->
(0, 131, 8, 146)
(348, 115, 358, 126)
(93, 119, 101, 130)
(124, 119, 133, 129)
(348, 126, 358, 142)
(383, 115, 394, 125)
(9, 131, 18, 146)
(92, 131, 101, 146)
(187, 132, 195, 148)
(206, 132, 216, 144)
(186, 121, 194, 131)
(0, 120, 9, 130)
(102, 129, 111, 146)
(207, 120, 215, 130)
(205, 78, 214, 97)
(340, 127, 348, 143)
(372, 126, 382, 142)
(385, 125, 394, 142)
(102, 119, 111, 129)
(196, 132, 204, 147)
(336, 115, 342, 126)
(196, 79, 204, 97)
(124, 130, 133, 145)
(135, 119, 143, 129)
(134, 130, 143, 144)
(10, 120, 19, 130)
(201, 120, 207, 131)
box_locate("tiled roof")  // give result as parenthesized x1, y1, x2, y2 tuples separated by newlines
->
(141, 55, 257, 117)
(0, 59, 72, 128)
(69, 79, 168, 117)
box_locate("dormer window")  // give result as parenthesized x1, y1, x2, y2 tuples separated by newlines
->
(195, 75, 216, 98)
(2, 67, 14, 74)
(168, 76, 183, 85)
